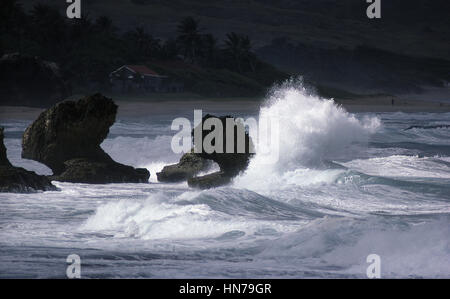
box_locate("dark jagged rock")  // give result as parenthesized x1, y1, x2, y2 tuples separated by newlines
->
(0, 166, 58, 193)
(156, 152, 211, 183)
(21, 94, 150, 184)
(0, 128, 11, 167)
(158, 114, 254, 189)
(0, 53, 69, 107)
(187, 171, 231, 189)
(51, 158, 151, 184)
(193, 114, 254, 177)
(0, 127, 57, 193)
(22, 93, 117, 174)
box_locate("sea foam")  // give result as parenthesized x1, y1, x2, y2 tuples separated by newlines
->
(234, 81, 380, 190)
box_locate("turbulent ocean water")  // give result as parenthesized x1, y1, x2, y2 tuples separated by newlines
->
(1, 86, 449, 278)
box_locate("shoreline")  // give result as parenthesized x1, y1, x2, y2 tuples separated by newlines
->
(336, 96, 450, 113)
(1, 94, 449, 121)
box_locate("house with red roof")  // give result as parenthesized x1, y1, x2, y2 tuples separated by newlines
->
(109, 65, 183, 93)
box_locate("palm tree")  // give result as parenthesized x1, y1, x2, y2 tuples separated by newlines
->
(1, 0, 23, 30)
(127, 26, 161, 59)
(161, 38, 179, 60)
(1, 0, 27, 51)
(95, 16, 116, 34)
(30, 4, 67, 55)
(224, 32, 253, 73)
(132, 26, 150, 53)
(201, 33, 218, 67)
(176, 17, 202, 63)
(239, 35, 256, 72)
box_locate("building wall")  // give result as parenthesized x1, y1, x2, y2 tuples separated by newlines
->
(109, 68, 184, 93)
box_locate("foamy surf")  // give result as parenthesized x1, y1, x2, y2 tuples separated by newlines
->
(234, 81, 380, 190)
(1, 81, 449, 278)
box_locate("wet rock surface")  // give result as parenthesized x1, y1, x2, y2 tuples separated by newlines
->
(156, 152, 211, 183)
(22, 94, 150, 184)
(0, 127, 57, 193)
(187, 171, 232, 189)
(158, 114, 254, 189)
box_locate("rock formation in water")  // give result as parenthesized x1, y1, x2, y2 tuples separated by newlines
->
(21, 94, 150, 184)
(156, 152, 211, 183)
(0, 127, 57, 193)
(158, 114, 254, 189)
(188, 114, 254, 189)
(193, 114, 254, 176)
(0, 53, 69, 107)
(187, 171, 232, 189)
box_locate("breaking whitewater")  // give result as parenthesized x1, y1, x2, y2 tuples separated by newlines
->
(1, 83, 449, 278)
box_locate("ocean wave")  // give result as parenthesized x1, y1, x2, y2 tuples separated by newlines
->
(234, 81, 380, 190)
(341, 155, 450, 179)
(257, 216, 450, 278)
(81, 190, 307, 241)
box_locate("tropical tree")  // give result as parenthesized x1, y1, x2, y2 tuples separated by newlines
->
(224, 32, 254, 73)
(94, 16, 116, 35)
(131, 26, 150, 54)
(30, 4, 67, 56)
(161, 38, 179, 60)
(0, 0, 28, 54)
(125, 26, 161, 60)
(1, 0, 24, 31)
(176, 17, 202, 63)
(200, 33, 219, 67)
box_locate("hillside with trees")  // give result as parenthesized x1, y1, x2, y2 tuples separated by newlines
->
(0, 0, 287, 100)
(2, 0, 449, 100)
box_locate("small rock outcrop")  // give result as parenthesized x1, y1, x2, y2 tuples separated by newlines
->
(0, 53, 69, 107)
(0, 128, 57, 193)
(187, 171, 232, 189)
(21, 94, 150, 184)
(0, 129, 10, 167)
(158, 114, 254, 189)
(156, 152, 211, 183)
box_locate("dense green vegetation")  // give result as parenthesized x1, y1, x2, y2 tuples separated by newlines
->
(19, 0, 450, 61)
(0, 0, 287, 97)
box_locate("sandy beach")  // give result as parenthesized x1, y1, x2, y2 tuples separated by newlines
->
(1, 91, 449, 122)
(336, 96, 450, 113)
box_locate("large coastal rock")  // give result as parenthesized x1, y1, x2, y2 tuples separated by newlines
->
(188, 114, 254, 189)
(158, 114, 254, 189)
(21, 94, 150, 184)
(193, 114, 254, 177)
(0, 128, 57, 193)
(0, 53, 69, 107)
